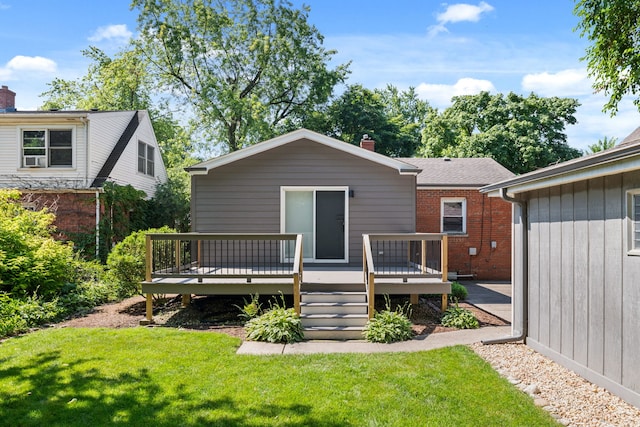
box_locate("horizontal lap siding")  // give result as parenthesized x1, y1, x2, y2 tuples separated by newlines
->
(525, 171, 640, 404)
(191, 139, 415, 265)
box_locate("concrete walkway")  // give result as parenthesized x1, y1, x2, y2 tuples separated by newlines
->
(237, 281, 514, 355)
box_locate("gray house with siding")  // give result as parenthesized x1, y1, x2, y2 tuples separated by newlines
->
(481, 128, 640, 408)
(186, 129, 420, 265)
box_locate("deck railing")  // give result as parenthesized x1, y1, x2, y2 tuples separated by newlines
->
(363, 233, 449, 317)
(144, 233, 304, 314)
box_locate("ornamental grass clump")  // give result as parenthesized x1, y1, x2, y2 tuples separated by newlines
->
(363, 295, 413, 343)
(440, 299, 479, 329)
(244, 294, 304, 343)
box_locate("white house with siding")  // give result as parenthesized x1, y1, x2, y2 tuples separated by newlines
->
(0, 85, 167, 253)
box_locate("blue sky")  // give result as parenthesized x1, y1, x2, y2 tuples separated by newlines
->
(1, 0, 639, 151)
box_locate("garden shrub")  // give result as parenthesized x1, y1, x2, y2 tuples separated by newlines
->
(363, 295, 413, 343)
(0, 190, 79, 299)
(449, 281, 468, 301)
(106, 226, 175, 298)
(245, 295, 304, 343)
(235, 293, 263, 321)
(440, 300, 479, 329)
(0, 293, 61, 337)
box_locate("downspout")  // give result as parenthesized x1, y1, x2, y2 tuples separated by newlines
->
(482, 186, 528, 345)
(95, 190, 100, 260)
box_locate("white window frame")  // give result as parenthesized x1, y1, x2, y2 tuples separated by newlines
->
(138, 141, 155, 177)
(20, 127, 74, 169)
(627, 189, 640, 256)
(441, 197, 467, 234)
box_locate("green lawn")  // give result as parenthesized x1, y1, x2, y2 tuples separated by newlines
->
(0, 328, 558, 426)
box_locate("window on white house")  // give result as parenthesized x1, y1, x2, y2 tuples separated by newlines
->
(138, 141, 154, 176)
(22, 129, 72, 168)
(441, 198, 466, 234)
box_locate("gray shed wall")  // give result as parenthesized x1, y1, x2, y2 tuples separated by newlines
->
(191, 139, 416, 265)
(518, 170, 640, 407)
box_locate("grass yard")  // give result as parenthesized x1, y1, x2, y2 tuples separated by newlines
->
(0, 328, 558, 426)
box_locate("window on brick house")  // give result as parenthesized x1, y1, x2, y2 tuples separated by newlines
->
(628, 190, 640, 255)
(441, 198, 466, 234)
(138, 141, 154, 176)
(22, 129, 72, 168)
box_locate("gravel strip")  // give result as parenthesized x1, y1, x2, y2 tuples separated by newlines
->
(471, 342, 640, 426)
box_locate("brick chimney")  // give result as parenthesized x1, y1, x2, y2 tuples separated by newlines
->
(0, 85, 16, 112)
(360, 134, 375, 152)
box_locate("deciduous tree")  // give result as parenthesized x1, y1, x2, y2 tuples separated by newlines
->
(132, 0, 349, 153)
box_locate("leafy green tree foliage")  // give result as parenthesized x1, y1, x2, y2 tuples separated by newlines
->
(301, 84, 430, 157)
(0, 190, 77, 298)
(586, 136, 617, 154)
(132, 0, 349, 153)
(418, 92, 582, 174)
(574, 1, 640, 114)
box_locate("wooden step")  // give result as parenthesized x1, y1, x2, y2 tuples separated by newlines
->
(300, 302, 368, 315)
(303, 326, 365, 340)
(300, 313, 369, 327)
(300, 291, 367, 303)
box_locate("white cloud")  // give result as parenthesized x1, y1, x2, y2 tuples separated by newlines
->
(429, 2, 495, 37)
(522, 69, 592, 97)
(0, 3, 10, 10)
(416, 77, 496, 106)
(6, 55, 57, 73)
(88, 24, 133, 42)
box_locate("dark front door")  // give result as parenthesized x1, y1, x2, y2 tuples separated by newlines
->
(315, 191, 345, 259)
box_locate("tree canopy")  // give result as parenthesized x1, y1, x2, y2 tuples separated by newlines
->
(132, 0, 349, 153)
(418, 92, 582, 174)
(574, 0, 640, 114)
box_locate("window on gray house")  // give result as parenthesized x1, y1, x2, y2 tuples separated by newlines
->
(633, 193, 640, 250)
(138, 141, 155, 176)
(22, 129, 72, 168)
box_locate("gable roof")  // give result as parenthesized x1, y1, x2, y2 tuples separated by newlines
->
(186, 128, 421, 175)
(91, 111, 140, 188)
(400, 157, 514, 188)
(481, 128, 640, 196)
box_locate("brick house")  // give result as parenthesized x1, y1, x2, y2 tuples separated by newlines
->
(0, 86, 168, 257)
(401, 157, 515, 280)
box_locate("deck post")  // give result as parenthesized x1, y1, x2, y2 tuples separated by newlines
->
(181, 294, 191, 307)
(441, 294, 448, 313)
(145, 235, 152, 283)
(410, 294, 419, 304)
(441, 234, 449, 312)
(293, 272, 301, 315)
(368, 272, 375, 320)
(145, 293, 154, 323)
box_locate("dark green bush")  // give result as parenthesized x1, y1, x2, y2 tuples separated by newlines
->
(449, 281, 468, 301)
(106, 226, 175, 297)
(0, 293, 61, 337)
(363, 296, 413, 343)
(245, 295, 304, 343)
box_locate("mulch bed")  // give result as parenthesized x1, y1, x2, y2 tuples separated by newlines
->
(58, 293, 509, 340)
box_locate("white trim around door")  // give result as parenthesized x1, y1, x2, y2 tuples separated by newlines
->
(280, 186, 349, 263)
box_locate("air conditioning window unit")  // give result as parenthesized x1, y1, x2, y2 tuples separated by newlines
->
(24, 156, 46, 168)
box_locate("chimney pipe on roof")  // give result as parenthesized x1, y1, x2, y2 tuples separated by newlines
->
(360, 134, 375, 152)
(0, 85, 16, 112)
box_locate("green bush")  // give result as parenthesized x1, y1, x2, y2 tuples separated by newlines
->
(0, 189, 79, 299)
(106, 226, 175, 298)
(235, 293, 263, 321)
(0, 293, 61, 337)
(245, 295, 304, 343)
(363, 296, 413, 343)
(441, 302, 479, 329)
(449, 281, 468, 301)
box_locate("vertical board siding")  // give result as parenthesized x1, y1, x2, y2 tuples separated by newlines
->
(603, 175, 623, 383)
(622, 171, 640, 393)
(191, 139, 415, 265)
(524, 170, 640, 404)
(572, 180, 589, 367)
(587, 178, 605, 374)
(548, 186, 563, 352)
(560, 184, 574, 358)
